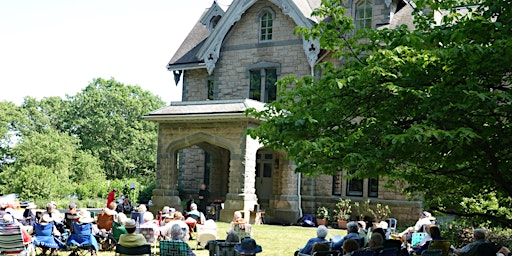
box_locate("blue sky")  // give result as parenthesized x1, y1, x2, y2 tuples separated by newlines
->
(0, 0, 226, 105)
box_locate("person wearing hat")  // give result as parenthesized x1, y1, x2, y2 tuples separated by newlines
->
(22, 202, 37, 227)
(399, 211, 436, 244)
(66, 209, 99, 254)
(118, 219, 147, 247)
(235, 238, 262, 256)
(33, 213, 65, 255)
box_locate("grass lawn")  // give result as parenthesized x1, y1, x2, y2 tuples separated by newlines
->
(94, 222, 347, 256)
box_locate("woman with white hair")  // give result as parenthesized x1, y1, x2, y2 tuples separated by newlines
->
(139, 211, 159, 240)
(295, 225, 329, 255)
(332, 221, 361, 250)
(167, 224, 195, 256)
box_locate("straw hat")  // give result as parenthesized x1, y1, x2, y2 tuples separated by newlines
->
(78, 209, 94, 224)
(41, 213, 53, 223)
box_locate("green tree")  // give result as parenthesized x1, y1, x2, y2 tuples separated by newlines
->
(68, 78, 165, 179)
(248, 0, 512, 226)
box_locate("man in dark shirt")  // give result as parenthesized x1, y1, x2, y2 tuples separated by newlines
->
(198, 184, 210, 215)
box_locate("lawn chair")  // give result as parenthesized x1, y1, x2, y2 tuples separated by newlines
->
(137, 227, 157, 255)
(96, 212, 115, 251)
(476, 242, 498, 256)
(352, 250, 376, 256)
(32, 222, 65, 255)
(115, 244, 151, 256)
(411, 232, 428, 247)
(312, 251, 341, 256)
(196, 220, 217, 250)
(66, 222, 99, 256)
(386, 218, 397, 233)
(427, 240, 451, 256)
(184, 218, 197, 240)
(378, 247, 399, 256)
(0, 223, 32, 256)
(160, 240, 191, 256)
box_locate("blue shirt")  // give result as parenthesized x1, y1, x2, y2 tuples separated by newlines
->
(332, 232, 360, 250)
(299, 237, 328, 255)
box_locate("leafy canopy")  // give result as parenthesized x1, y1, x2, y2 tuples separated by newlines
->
(248, 0, 512, 226)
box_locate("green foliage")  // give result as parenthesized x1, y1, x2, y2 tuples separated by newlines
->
(247, 0, 512, 226)
(368, 203, 391, 222)
(353, 200, 371, 221)
(0, 78, 164, 203)
(68, 78, 165, 179)
(138, 182, 156, 204)
(316, 206, 331, 220)
(334, 198, 352, 220)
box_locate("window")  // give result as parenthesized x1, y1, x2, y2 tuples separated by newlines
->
(355, 0, 372, 30)
(332, 171, 379, 197)
(259, 9, 274, 42)
(249, 68, 277, 103)
(210, 15, 221, 30)
(207, 79, 214, 100)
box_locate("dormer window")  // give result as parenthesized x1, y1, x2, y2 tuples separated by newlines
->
(355, 0, 373, 30)
(258, 7, 275, 42)
(210, 15, 221, 31)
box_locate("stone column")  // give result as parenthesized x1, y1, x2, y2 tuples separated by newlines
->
(152, 134, 182, 213)
(271, 157, 301, 223)
(219, 134, 260, 223)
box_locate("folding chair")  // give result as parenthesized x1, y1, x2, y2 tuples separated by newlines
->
(160, 240, 190, 256)
(115, 244, 151, 256)
(0, 223, 31, 256)
(96, 213, 115, 251)
(386, 218, 397, 233)
(184, 218, 197, 240)
(476, 242, 498, 256)
(66, 223, 98, 256)
(352, 250, 376, 256)
(195, 220, 217, 250)
(32, 222, 65, 255)
(411, 232, 428, 247)
(137, 227, 157, 255)
(428, 240, 451, 256)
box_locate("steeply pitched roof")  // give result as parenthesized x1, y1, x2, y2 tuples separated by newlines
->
(167, 11, 209, 68)
(167, 0, 322, 71)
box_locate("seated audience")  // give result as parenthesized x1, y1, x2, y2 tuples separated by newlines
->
(186, 203, 201, 221)
(117, 198, 133, 215)
(162, 211, 189, 241)
(332, 221, 360, 250)
(343, 238, 361, 256)
(119, 219, 147, 247)
(296, 225, 329, 255)
(226, 230, 240, 243)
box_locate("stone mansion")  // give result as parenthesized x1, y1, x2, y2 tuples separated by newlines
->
(144, 0, 422, 225)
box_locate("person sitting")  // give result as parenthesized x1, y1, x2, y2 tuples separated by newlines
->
(119, 219, 147, 247)
(226, 230, 240, 243)
(229, 211, 251, 240)
(66, 210, 99, 255)
(235, 238, 262, 256)
(453, 228, 511, 256)
(399, 212, 436, 244)
(162, 211, 189, 241)
(413, 225, 443, 255)
(117, 198, 133, 215)
(139, 211, 159, 241)
(164, 224, 195, 256)
(295, 225, 329, 256)
(112, 212, 128, 242)
(363, 233, 385, 254)
(332, 221, 360, 250)
(33, 214, 65, 255)
(21, 202, 37, 233)
(357, 221, 368, 247)
(186, 203, 201, 221)
(3, 213, 32, 244)
(343, 238, 361, 256)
